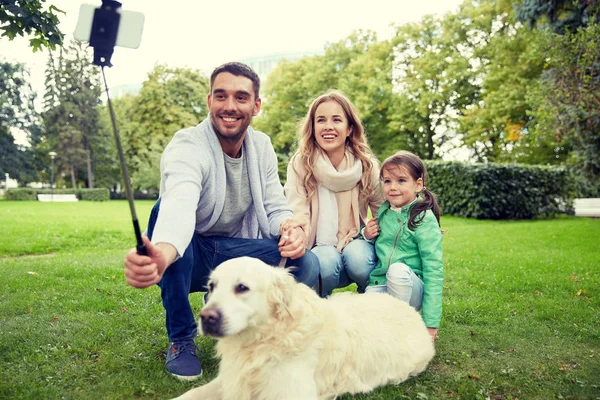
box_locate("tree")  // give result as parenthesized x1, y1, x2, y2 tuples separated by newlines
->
(43, 40, 102, 188)
(255, 31, 378, 178)
(526, 24, 600, 192)
(122, 65, 209, 191)
(455, 4, 552, 162)
(94, 94, 132, 191)
(337, 39, 396, 160)
(0, 129, 36, 182)
(516, 0, 599, 33)
(0, 59, 39, 183)
(0, 59, 38, 137)
(514, 1, 600, 194)
(0, 0, 64, 51)
(254, 0, 595, 174)
(390, 10, 480, 160)
(254, 55, 331, 160)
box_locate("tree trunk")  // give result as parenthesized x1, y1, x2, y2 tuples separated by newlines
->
(426, 113, 435, 160)
(427, 127, 435, 160)
(70, 164, 76, 188)
(86, 150, 94, 188)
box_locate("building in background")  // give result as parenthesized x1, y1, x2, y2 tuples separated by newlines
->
(108, 83, 142, 98)
(239, 51, 321, 83)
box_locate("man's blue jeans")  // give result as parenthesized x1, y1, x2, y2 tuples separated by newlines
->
(146, 199, 320, 342)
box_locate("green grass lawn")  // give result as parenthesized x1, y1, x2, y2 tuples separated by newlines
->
(0, 201, 598, 399)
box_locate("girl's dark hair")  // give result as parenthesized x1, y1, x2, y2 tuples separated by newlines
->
(380, 150, 441, 231)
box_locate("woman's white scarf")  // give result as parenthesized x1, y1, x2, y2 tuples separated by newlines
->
(313, 150, 362, 249)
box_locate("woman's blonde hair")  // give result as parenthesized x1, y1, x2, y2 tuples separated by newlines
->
(291, 89, 376, 203)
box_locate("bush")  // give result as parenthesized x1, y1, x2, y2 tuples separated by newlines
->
(425, 161, 575, 219)
(80, 188, 110, 201)
(5, 188, 37, 200)
(109, 190, 159, 200)
(6, 188, 110, 201)
(572, 171, 600, 198)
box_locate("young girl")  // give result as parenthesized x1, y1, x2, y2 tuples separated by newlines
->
(284, 90, 384, 297)
(363, 151, 443, 341)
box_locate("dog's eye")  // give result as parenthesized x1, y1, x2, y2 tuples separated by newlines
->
(208, 282, 214, 292)
(234, 284, 249, 294)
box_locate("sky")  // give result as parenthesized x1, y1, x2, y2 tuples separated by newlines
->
(1, 0, 465, 98)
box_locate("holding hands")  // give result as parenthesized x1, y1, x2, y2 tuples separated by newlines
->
(363, 217, 380, 241)
(278, 218, 307, 260)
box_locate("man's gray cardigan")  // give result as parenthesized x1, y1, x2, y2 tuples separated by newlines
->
(152, 117, 293, 257)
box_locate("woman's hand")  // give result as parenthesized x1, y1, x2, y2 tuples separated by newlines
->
(279, 217, 305, 234)
(278, 224, 307, 260)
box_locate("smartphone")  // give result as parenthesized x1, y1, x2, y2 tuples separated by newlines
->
(74, 3, 144, 49)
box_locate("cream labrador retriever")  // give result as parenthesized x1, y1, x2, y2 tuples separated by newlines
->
(172, 256, 435, 400)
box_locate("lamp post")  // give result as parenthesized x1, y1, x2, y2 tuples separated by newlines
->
(49, 151, 57, 202)
(4, 173, 8, 195)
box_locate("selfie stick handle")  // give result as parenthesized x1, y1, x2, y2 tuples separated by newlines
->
(101, 67, 147, 256)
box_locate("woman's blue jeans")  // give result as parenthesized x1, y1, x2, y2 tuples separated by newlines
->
(311, 239, 376, 297)
(147, 199, 320, 342)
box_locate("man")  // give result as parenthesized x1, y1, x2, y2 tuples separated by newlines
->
(123, 62, 320, 381)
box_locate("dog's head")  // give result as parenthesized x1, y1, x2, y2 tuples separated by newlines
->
(199, 257, 296, 338)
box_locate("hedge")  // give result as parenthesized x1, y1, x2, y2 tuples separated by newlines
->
(80, 189, 110, 201)
(424, 161, 575, 219)
(5, 188, 37, 201)
(110, 190, 159, 200)
(5, 188, 110, 201)
(4, 162, 577, 219)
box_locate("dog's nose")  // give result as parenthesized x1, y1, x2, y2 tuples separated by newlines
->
(201, 307, 220, 324)
(200, 307, 222, 336)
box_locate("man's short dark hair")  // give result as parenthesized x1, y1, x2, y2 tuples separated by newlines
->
(210, 62, 261, 99)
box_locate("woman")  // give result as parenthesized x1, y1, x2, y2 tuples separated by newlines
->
(284, 90, 384, 297)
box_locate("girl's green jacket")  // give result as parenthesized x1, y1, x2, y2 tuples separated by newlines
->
(367, 199, 444, 328)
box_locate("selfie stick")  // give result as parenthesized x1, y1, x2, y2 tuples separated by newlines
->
(90, 0, 147, 256)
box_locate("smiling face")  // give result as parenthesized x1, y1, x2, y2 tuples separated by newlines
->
(313, 100, 352, 166)
(207, 72, 261, 153)
(382, 165, 423, 208)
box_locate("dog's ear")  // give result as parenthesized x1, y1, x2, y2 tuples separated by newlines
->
(267, 268, 296, 319)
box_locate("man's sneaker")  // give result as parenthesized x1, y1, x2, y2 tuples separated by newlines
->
(165, 340, 202, 381)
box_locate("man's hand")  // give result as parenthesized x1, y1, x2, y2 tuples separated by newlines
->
(278, 224, 306, 260)
(279, 217, 306, 234)
(124, 236, 175, 288)
(363, 217, 380, 241)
